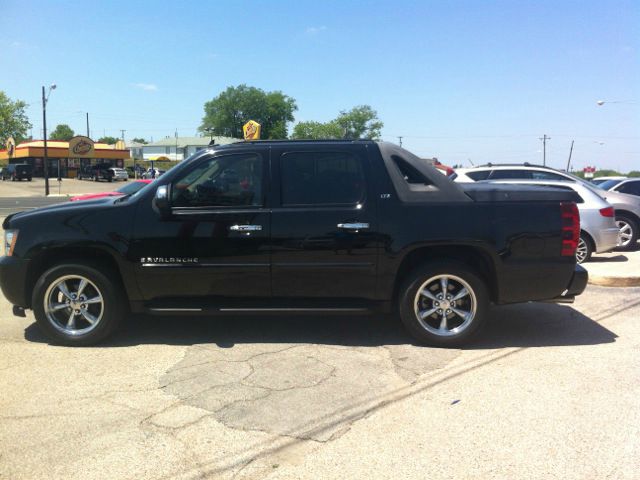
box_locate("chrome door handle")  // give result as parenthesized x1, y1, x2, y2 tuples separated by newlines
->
(229, 224, 262, 232)
(337, 222, 370, 230)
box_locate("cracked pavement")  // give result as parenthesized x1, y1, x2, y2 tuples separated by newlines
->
(1, 286, 639, 479)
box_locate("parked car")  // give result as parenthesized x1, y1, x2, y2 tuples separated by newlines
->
(597, 178, 640, 198)
(0, 140, 587, 347)
(453, 164, 640, 250)
(591, 176, 627, 186)
(483, 179, 619, 263)
(1, 164, 32, 181)
(77, 164, 128, 182)
(69, 179, 153, 202)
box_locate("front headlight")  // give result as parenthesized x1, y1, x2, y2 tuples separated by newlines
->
(4, 230, 18, 256)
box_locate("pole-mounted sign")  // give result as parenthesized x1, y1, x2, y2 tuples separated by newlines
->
(68, 136, 95, 157)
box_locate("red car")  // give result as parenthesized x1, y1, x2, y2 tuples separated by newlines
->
(70, 179, 153, 202)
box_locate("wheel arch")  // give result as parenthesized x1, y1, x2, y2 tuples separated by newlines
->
(614, 209, 640, 226)
(392, 244, 499, 304)
(25, 246, 127, 309)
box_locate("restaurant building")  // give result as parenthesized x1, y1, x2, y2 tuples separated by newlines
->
(0, 136, 130, 178)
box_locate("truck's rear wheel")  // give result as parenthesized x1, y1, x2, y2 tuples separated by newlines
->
(398, 263, 489, 347)
(32, 263, 125, 346)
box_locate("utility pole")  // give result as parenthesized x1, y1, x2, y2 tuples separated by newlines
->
(539, 134, 550, 166)
(566, 140, 574, 172)
(398, 136, 403, 147)
(120, 129, 126, 143)
(175, 129, 179, 161)
(86, 113, 90, 137)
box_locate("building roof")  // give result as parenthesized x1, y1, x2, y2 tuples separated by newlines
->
(144, 136, 238, 148)
(9, 139, 124, 150)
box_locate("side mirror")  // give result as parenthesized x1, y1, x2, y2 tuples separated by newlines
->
(152, 185, 171, 218)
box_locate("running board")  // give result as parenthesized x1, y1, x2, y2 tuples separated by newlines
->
(148, 306, 370, 314)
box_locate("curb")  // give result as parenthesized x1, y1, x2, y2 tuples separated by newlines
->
(588, 275, 640, 287)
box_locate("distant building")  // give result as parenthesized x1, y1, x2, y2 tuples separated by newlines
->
(141, 136, 238, 162)
(0, 139, 129, 178)
(126, 141, 145, 160)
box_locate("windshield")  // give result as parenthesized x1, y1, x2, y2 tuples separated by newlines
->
(595, 179, 624, 190)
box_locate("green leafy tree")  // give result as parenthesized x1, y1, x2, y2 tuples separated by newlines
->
(199, 84, 297, 139)
(49, 124, 75, 141)
(131, 137, 148, 144)
(627, 171, 640, 177)
(0, 91, 32, 144)
(291, 120, 343, 139)
(594, 169, 622, 178)
(98, 136, 119, 145)
(336, 105, 383, 140)
(291, 105, 384, 140)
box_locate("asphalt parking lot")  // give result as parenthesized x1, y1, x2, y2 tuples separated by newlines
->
(1, 283, 639, 479)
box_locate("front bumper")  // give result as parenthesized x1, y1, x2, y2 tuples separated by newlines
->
(0, 256, 30, 307)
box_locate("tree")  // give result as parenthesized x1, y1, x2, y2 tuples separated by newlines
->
(291, 120, 343, 139)
(291, 104, 384, 140)
(98, 136, 119, 145)
(49, 124, 75, 141)
(199, 84, 297, 139)
(336, 105, 383, 140)
(131, 137, 148, 144)
(0, 91, 32, 144)
(628, 171, 640, 178)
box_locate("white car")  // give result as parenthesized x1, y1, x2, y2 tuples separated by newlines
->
(109, 167, 129, 181)
(482, 179, 620, 263)
(452, 164, 640, 250)
(591, 176, 627, 186)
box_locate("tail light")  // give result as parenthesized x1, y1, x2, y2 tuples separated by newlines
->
(599, 206, 615, 217)
(560, 202, 580, 257)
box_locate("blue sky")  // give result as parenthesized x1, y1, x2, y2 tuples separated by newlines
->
(2, 0, 638, 171)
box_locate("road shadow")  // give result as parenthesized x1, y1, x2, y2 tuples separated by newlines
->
(24, 301, 616, 349)
(589, 254, 629, 263)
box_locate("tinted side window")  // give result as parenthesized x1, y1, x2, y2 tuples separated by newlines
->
(489, 170, 533, 180)
(618, 181, 640, 196)
(467, 170, 491, 181)
(281, 151, 364, 205)
(171, 153, 263, 207)
(531, 171, 568, 181)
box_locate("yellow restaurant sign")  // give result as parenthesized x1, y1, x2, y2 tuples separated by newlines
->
(243, 120, 261, 141)
(6, 137, 15, 157)
(68, 136, 95, 158)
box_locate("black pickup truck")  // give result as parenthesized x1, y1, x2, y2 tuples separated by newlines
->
(0, 140, 587, 346)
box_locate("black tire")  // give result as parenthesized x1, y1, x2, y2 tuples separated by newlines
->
(108, 176, 113, 183)
(32, 262, 126, 346)
(576, 233, 593, 264)
(27, 177, 32, 182)
(616, 214, 638, 251)
(398, 262, 489, 347)
(93, 175, 98, 182)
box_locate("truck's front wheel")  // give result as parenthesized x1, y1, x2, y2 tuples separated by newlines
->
(398, 263, 489, 347)
(32, 263, 125, 346)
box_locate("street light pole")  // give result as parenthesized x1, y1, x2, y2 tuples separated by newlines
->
(42, 86, 50, 196)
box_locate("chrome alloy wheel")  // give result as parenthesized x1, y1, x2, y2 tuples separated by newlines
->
(616, 220, 633, 248)
(576, 237, 589, 264)
(43, 275, 104, 336)
(413, 274, 477, 337)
